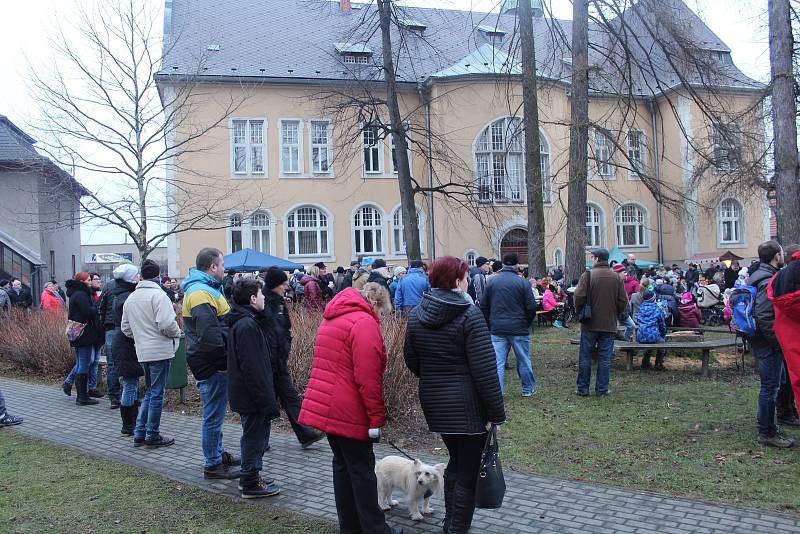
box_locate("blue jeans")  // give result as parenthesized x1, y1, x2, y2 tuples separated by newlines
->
(577, 330, 616, 395)
(121, 377, 139, 407)
(754, 344, 784, 436)
(66, 346, 100, 388)
(240, 413, 272, 482)
(620, 315, 635, 341)
(134, 360, 171, 441)
(105, 330, 121, 399)
(197, 371, 230, 468)
(491, 335, 535, 395)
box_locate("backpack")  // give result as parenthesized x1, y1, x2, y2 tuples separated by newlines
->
(729, 285, 758, 337)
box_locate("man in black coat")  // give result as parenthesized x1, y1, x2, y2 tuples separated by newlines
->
(724, 260, 741, 290)
(99, 277, 121, 407)
(8, 279, 32, 309)
(226, 278, 281, 499)
(260, 268, 324, 448)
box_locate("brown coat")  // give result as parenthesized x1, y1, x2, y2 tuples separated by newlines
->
(574, 262, 629, 333)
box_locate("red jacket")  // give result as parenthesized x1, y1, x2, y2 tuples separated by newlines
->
(40, 289, 64, 312)
(300, 275, 323, 308)
(298, 287, 387, 441)
(768, 271, 800, 408)
(624, 275, 640, 299)
(677, 302, 702, 328)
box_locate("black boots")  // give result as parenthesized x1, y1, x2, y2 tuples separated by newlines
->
(119, 404, 137, 435)
(654, 350, 666, 371)
(448, 483, 476, 533)
(75, 374, 99, 406)
(441, 470, 457, 534)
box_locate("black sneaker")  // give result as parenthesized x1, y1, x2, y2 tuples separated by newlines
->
(144, 435, 175, 449)
(576, 390, 589, 397)
(777, 416, 800, 428)
(110, 398, 121, 410)
(240, 479, 280, 499)
(0, 413, 23, 426)
(204, 463, 241, 480)
(222, 451, 241, 466)
(87, 389, 105, 399)
(133, 436, 145, 447)
(62, 382, 72, 396)
(238, 476, 275, 491)
(300, 430, 325, 449)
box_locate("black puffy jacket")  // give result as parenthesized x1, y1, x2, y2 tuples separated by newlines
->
(111, 280, 144, 379)
(749, 263, 780, 351)
(404, 289, 505, 434)
(98, 279, 117, 331)
(262, 292, 292, 368)
(65, 280, 102, 348)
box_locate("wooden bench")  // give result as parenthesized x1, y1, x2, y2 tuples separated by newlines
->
(570, 338, 738, 377)
(536, 309, 553, 326)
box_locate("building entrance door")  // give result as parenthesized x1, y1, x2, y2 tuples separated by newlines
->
(500, 228, 528, 265)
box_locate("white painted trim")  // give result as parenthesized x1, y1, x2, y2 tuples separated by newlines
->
(278, 118, 305, 177)
(591, 128, 616, 181)
(308, 118, 335, 177)
(492, 217, 528, 257)
(614, 201, 651, 249)
(552, 247, 564, 268)
(229, 118, 268, 178)
(226, 212, 244, 255)
(388, 202, 426, 258)
(585, 201, 606, 249)
(717, 197, 746, 248)
(361, 123, 385, 176)
(350, 201, 387, 258)
(245, 208, 278, 255)
(282, 202, 335, 259)
(464, 249, 480, 267)
(626, 128, 647, 181)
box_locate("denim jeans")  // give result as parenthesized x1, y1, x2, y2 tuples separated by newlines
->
(754, 344, 784, 436)
(239, 413, 272, 483)
(134, 359, 171, 441)
(66, 346, 100, 388)
(577, 330, 616, 394)
(105, 330, 121, 399)
(491, 335, 535, 395)
(121, 377, 139, 407)
(197, 371, 229, 468)
(620, 315, 635, 341)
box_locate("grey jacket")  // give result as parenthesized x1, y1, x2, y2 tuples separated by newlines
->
(749, 263, 780, 351)
(121, 280, 182, 362)
(0, 289, 9, 311)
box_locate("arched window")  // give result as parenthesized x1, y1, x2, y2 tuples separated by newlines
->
(586, 203, 603, 248)
(286, 206, 329, 256)
(353, 205, 383, 255)
(465, 250, 478, 267)
(719, 198, 743, 244)
(475, 118, 553, 204)
(391, 206, 423, 256)
(250, 211, 271, 253)
(615, 204, 648, 247)
(228, 213, 242, 253)
(553, 248, 564, 268)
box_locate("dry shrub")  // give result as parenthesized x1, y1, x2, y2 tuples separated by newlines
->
(0, 309, 74, 377)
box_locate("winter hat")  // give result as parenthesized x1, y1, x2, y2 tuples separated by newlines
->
(738, 267, 749, 277)
(655, 278, 664, 286)
(612, 264, 626, 273)
(476, 256, 489, 268)
(113, 263, 140, 284)
(372, 258, 387, 269)
(642, 290, 656, 302)
(314, 262, 326, 269)
(362, 257, 375, 267)
(680, 292, 693, 305)
(262, 267, 288, 290)
(141, 259, 160, 280)
(393, 266, 407, 277)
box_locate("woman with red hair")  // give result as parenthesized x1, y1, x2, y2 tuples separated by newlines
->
(404, 256, 505, 533)
(63, 272, 103, 405)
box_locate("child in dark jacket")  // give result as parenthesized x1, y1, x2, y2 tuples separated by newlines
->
(636, 290, 667, 370)
(227, 278, 281, 499)
(677, 292, 702, 328)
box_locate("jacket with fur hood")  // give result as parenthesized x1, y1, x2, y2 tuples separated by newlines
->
(121, 280, 181, 362)
(351, 269, 370, 291)
(367, 267, 391, 290)
(65, 279, 102, 347)
(299, 288, 387, 441)
(405, 289, 505, 433)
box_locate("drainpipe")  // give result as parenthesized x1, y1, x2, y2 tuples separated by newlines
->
(649, 99, 664, 265)
(419, 81, 436, 259)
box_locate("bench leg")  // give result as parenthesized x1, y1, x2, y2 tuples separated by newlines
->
(625, 350, 634, 371)
(701, 349, 710, 378)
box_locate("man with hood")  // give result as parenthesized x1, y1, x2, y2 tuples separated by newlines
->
(182, 248, 241, 477)
(367, 258, 391, 291)
(351, 257, 373, 291)
(226, 278, 281, 499)
(122, 260, 181, 448)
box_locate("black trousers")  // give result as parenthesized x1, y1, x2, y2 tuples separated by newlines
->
(274, 364, 317, 443)
(777, 359, 798, 419)
(441, 433, 487, 489)
(327, 434, 391, 534)
(240, 413, 271, 483)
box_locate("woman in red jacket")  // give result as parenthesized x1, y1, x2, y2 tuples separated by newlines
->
(298, 283, 401, 534)
(40, 281, 65, 312)
(769, 251, 800, 416)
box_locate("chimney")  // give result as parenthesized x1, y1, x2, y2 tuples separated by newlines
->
(340, 0, 351, 12)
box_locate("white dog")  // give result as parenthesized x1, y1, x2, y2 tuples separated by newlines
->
(375, 456, 446, 521)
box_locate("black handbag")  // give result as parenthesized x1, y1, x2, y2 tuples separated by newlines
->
(475, 425, 505, 509)
(578, 270, 593, 324)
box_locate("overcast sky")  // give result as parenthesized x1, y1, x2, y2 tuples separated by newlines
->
(0, 0, 770, 246)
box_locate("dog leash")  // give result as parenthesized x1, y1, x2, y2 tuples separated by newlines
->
(383, 437, 417, 462)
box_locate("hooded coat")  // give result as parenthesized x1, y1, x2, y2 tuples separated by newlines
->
(404, 289, 505, 433)
(677, 301, 702, 328)
(110, 280, 144, 379)
(624, 274, 640, 299)
(65, 279, 102, 348)
(299, 288, 387, 441)
(300, 275, 323, 308)
(351, 269, 370, 291)
(636, 300, 667, 343)
(181, 269, 231, 380)
(769, 259, 800, 408)
(367, 267, 391, 291)
(40, 289, 64, 312)
(749, 262, 781, 351)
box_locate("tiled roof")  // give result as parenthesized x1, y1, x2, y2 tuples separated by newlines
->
(158, 0, 761, 97)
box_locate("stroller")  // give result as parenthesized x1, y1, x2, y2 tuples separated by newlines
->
(697, 284, 725, 326)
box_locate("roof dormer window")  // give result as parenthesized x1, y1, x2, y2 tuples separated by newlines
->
(399, 19, 426, 32)
(343, 55, 369, 65)
(334, 42, 373, 65)
(476, 25, 505, 45)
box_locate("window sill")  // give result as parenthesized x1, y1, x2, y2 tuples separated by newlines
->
(279, 174, 336, 180)
(362, 174, 397, 179)
(718, 242, 748, 249)
(591, 175, 616, 181)
(231, 174, 268, 180)
(617, 244, 651, 252)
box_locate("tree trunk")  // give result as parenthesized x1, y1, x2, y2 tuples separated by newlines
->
(769, 0, 800, 244)
(377, 0, 422, 260)
(565, 0, 590, 281)
(518, 0, 547, 276)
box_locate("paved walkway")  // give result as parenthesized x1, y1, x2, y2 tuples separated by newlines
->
(3, 376, 800, 534)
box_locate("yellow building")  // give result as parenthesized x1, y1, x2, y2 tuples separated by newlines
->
(157, 0, 768, 277)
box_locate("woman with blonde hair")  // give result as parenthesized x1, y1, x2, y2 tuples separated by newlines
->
(630, 277, 651, 322)
(300, 265, 324, 309)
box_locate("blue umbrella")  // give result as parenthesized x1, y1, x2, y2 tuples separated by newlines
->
(223, 248, 304, 272)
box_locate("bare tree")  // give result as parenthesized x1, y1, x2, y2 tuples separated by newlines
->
(25, 0, 255, 261)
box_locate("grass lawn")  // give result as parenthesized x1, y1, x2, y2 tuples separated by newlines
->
(0, 431, 336, 534)
(497, 325, 800, 514)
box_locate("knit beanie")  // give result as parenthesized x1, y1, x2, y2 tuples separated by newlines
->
(393, 266, 407, 277)
(476, 256, 489, 268)
(643, 290, 656, 302)
(141, 259, 160, 280)
(113, 263, 140, 284)
(373, 258, 387, 269)
(612, 264, 626, 273)
(263, 267, 288, 290)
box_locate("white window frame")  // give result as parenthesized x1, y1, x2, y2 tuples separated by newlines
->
(352, 203, 385, 256)
(465, 250, 479, 267)
(227, 213, 243, 253)
(615, 203, 649, 248)
(343, 54, 369, 64)
(593, 129, 615, 179)
(309, 120, 333, 176)
(362, 124, 384, 175)
(712, 123, 741, 172)
(718, 198, 744, 245)
(249, 211, 273, 254)
(626, 128, 647, 179)
(585, 202, 605, 249)
(284, 204, 333, 258)
(553, 248, 564, 269)
(279, 119, 304, 176)
(539, 133, 552, 205)
(390, 204, 425, 257)
(390, 125, 413, 176)
(230, 119, 267, 177)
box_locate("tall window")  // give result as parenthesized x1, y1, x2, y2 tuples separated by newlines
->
(251, 212, 271, 253)
(310, 121, 331, 174)
(586, 203, 603, 248)
(392, 207, 421, 255)
(353, 205, 383, 254)
(475, 118, 551, 204)
(712, 123, 740, 172)
(719, 198, 743, 244)
(363, 125, 382, 173)
(232, 119, 264, 174)
(594, 130, 614, 177)
(626, 129, 645, 177)
(287, 206, 329, 256)
(229, 214, 243, 253)
(466, 250, 478, 267)
(390, 125, 412, 175)
(553, 248, 564, 268)
(281, 120, 301, 174)
(615, 204, 647, 247)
